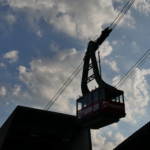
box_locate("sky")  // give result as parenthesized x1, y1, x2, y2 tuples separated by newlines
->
(0, 0, 150, 149)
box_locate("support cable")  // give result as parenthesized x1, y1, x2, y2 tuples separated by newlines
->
(45, 64, 83, 110)
(115, 49, 150, 88)
(110, 0, 135, 30)
(44, 61, 83, 110)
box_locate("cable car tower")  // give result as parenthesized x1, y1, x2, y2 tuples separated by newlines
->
(76, 0, 135, 129)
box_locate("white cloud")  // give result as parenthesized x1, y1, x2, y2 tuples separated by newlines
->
(116, 68, 150, 124)
(100, 41, 113, 58)
(3, 50, 19, 63)
(97, 40, 119, 73)
(6, 14, 16, 25)
(19, 65, 26, 73)
(0, 86, 6, 96)
(0, 63, 6, 67)
(113, 0, 150, 16)
(17, 48, 84, 113)
(50, 42, 59, 52)
(3, 0, 135, 39)
(91, 129, 125, 150)
(5, 0, 55, 9)
(112, 75, 121, 86)
(104, 59, 119, 72)
(112, 40, 118, 45)
(12, 84, 21, 96)
(107, 131, 112, 137)
(91, 130, 112, 150)
(36, 30, 42, 37)
(132, 41, 140, 52)
(2, 0, 150, 40)
(114, 132, 125, 146)
(113, 0, 122, 3)
(134, 0, 150, 16)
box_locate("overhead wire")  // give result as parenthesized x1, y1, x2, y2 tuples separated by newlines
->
(110, 0, 135, 30)
(115, 49, 150, 88)
(109, 0, 131, 28)
(44, 61, 84, 110)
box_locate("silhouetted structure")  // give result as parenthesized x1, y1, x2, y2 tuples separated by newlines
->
(76, 27, 125, 129)
(0, 106, 92, 150)
(114, 121, 150, 150)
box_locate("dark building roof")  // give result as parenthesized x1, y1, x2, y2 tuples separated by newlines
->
(114, 121, 150, 150)
(0, 106, 92, 150)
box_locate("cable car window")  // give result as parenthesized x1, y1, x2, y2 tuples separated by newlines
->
(93, 90, 99, 103)
(120, 95, 124, 103)
(78, 98, 83, 110)
(87, 93, 92, 105)
(78, 102, 82, 111)
(83, 96, 87, 107)
(112, 97, 116, 102)
(120, 96, 122, 103)
(116, 96, 120, 102)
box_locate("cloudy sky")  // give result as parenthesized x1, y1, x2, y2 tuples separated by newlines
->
(0, 0, 150, 149)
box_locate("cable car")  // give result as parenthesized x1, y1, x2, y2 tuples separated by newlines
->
(76, 28, 126, 129)
(77, 87, 125, 129)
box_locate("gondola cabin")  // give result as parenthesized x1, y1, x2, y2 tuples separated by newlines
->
(77, 87, 126, 129)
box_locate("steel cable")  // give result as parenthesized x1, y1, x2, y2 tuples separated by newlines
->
(44, 61, 84, 110)
(110, 0, 135, 30)
(45, 64, 83, 110)
(116, 49, 150, 88)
